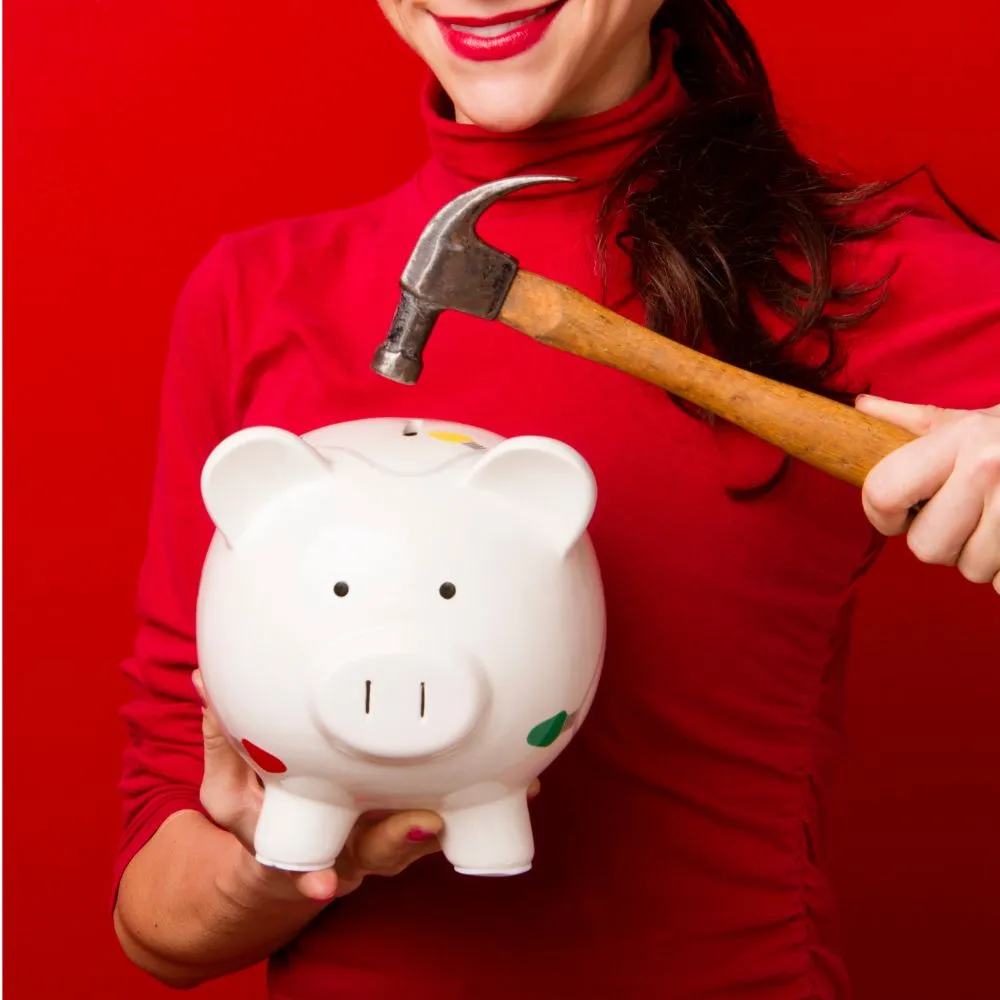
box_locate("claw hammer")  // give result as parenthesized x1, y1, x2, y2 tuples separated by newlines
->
(371, 175, 915, 486)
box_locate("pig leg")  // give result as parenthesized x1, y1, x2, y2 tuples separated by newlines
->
(253, 784, 359, 872)
(440, 789, 534, 876)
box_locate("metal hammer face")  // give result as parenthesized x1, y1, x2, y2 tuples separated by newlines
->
(371, 174, 575, 385)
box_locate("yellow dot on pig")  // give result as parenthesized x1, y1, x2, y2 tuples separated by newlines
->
(429, 430, 474, 444)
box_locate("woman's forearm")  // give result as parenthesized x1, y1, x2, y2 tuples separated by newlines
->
(113, 810, 326, 988)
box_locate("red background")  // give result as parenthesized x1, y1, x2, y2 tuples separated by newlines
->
(5, 2, 1000, 997)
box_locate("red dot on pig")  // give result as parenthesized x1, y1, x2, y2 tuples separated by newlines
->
(241, 739, 288, 774)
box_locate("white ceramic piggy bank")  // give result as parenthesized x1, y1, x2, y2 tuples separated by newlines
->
(196, 417, 605, 877)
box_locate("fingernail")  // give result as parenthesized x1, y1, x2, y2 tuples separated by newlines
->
(407, 827, 434, 843)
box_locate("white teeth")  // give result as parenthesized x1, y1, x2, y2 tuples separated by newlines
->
(455, 17, 531, 37)
(448, 7, 548, 37)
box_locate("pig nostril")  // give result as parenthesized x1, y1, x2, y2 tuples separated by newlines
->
(365, 680, 372, 714)
(420, 681, 426, 718)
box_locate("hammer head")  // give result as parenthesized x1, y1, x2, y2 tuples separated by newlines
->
(371, 174, 575, 385)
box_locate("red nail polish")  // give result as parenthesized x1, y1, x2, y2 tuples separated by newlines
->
(407, 827, 434, 843)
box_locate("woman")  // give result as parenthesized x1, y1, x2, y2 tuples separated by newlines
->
(112, 1, 1000, 997)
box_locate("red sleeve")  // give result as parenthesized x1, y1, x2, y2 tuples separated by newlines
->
(113, 238, 237, 902)
(838, 210, 1000, 408)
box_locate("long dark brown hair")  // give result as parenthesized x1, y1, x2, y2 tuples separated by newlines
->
(602, 0, 992, 494)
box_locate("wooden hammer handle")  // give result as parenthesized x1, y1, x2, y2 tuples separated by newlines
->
(500, 270, 915, 488)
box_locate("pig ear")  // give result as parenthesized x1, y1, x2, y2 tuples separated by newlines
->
(460, 436, 597, 556)
(201, 427, 330, 546)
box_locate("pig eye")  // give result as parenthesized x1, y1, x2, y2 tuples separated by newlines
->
(439, 582, 456, 600)
(333, 581, 350, 598)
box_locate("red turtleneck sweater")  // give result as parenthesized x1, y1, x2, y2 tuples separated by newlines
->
(116, 50, 1000, 999)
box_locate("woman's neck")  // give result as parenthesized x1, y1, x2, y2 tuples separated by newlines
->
(417, 31, 685, 209)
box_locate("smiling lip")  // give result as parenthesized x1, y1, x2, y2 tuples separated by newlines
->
(433, 2, 566, 62)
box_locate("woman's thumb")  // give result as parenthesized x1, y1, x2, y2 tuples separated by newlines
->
(294, 869, 340, 902)
(855, 394, 959, 435)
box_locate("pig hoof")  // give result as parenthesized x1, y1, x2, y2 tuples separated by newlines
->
(255, 854, 338, 873)
(454, 863, 532, 877)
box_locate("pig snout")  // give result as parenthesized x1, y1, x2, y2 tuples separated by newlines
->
(315, 651, 489, 761)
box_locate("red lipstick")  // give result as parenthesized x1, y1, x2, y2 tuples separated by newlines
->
(433, 2, 567, 63)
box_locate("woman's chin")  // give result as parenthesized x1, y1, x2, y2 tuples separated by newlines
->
(446, 79, 561, 133)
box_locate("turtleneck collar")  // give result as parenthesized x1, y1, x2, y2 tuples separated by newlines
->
(417, 32, 687, 210)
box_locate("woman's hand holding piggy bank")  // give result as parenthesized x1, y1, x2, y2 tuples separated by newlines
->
(195, 668, 496, 902)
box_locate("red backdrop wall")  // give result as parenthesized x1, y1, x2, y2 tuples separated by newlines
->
(5, 2, 999, 997)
